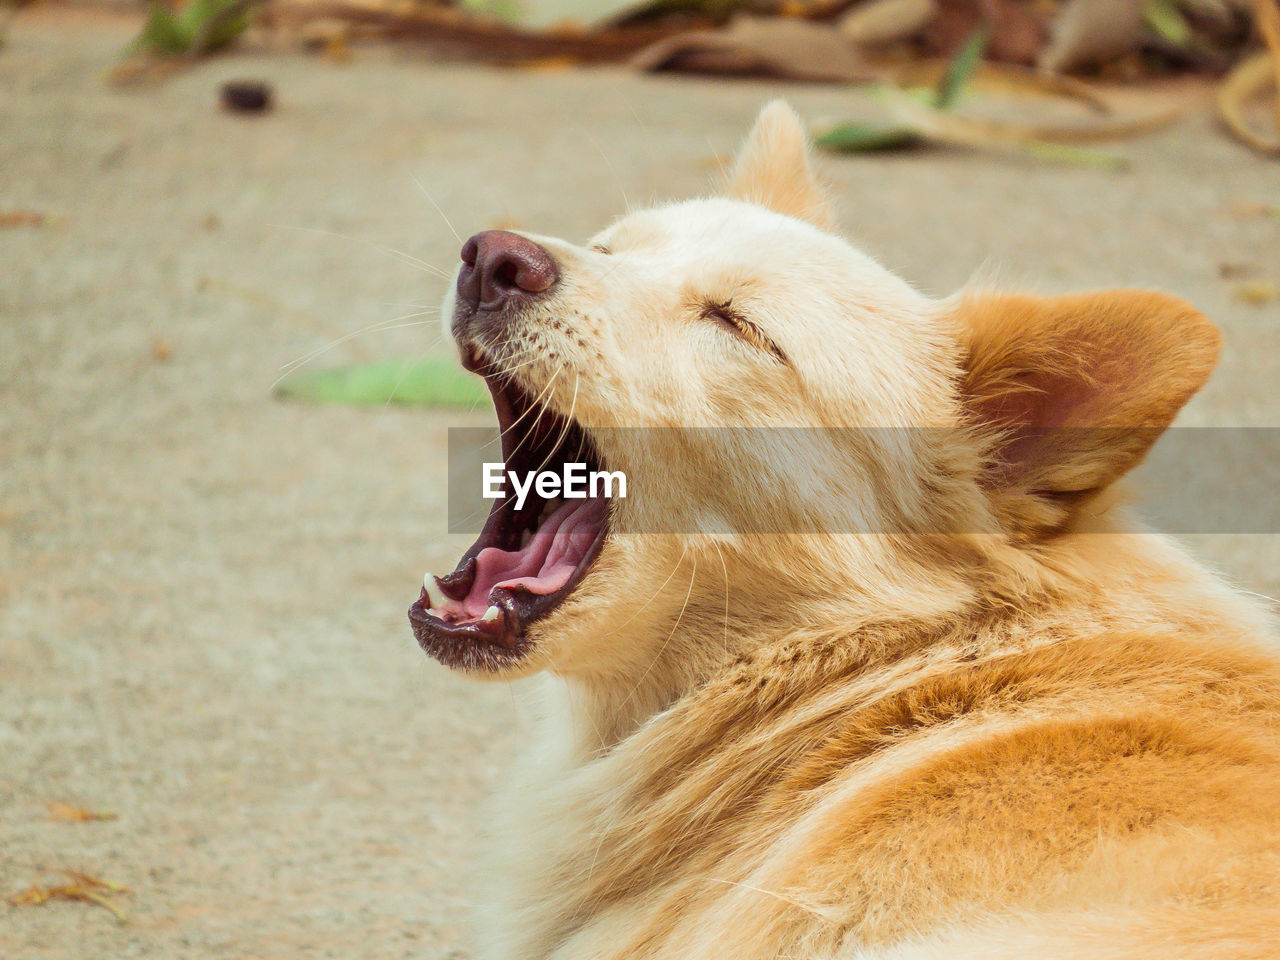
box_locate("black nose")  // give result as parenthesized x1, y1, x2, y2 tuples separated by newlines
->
(456, 230, 559, 312)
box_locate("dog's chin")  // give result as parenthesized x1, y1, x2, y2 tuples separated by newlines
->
(409, 349, 611, 675)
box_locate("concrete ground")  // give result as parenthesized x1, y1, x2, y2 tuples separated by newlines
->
(3, 7, 1279, 958)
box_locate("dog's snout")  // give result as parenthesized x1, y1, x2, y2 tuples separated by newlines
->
(457, 230, 559, 313)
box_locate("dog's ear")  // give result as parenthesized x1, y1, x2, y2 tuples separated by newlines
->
(728, 100, 833, 229)
(954, 290, 1220, 534)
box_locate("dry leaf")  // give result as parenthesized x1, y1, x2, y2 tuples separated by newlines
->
(59, 870, 130, 893)
(892, 60, 1112, 112)
(631, 16, 873, 83)
(267, 0, 669, 64)
(1228, 200, 1280, 218)
(1255, 0, 1280, 136)
(297, 16, 350, 49)
(882, 81, 1175, 146)
(1183, 0, 1243, 28)
(1039, 0, 1145, 74)
(511, 55, 579, 70)
(919, 0, 1045, 64)
(1217, 51, 1280, 155)
(48, 801, 118, 822)
(152, 337, 174, 362)
(323, 33, 353, 63)
(1234, 279, 1279, 304)
(8, 872, 132, 924)
(0, 209, 46, 228)
(881, 91, 1131, 166)
(838, 0, 936, 47)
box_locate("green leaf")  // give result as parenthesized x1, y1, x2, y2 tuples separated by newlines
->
(935, 27, 989, 111)
(128, 0, 251, 57)
(457, 0, 523, 21)
(177, 0, 217, 36)
(1012, 139, 1129, 170)
(134, 4, 194, 55)
(177, 0, 251, 53)
(1143, 0, 1192, 47)
(814, 123, 922, 153)
(273, 356, 491, 409)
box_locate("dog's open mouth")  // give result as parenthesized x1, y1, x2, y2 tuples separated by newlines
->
(409, 368, 609, 670)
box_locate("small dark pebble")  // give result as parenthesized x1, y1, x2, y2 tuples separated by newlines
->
(220, 80, 273, 114)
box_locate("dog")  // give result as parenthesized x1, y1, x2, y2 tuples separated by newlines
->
(408, 101, 1280, 959)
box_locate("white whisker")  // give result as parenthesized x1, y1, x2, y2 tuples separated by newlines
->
(607, 548, 687, 636)
(276, 310, 437, 376)
(381, 355, 425, 412)
(413, 177, 463, 245)
(705, 135, 730, 183)
(711, 539, 731, 658)
(269, 222, 452, 280)
(532, 373, 579, 477)
(451, 369, 565, 526)
(625, 549, 696, 708)
(271, 314, 439, 389)
(493, 366, 563, 463)
(583, 131, 630, 214)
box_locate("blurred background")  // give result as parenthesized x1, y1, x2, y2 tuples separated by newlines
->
(3, 0, 1280, 957)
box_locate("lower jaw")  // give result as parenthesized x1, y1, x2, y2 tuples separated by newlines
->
(407, 608, 538, 673)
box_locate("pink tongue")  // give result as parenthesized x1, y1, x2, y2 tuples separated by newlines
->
(458, 498, 605, 620)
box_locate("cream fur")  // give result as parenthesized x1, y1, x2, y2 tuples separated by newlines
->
(436, 101, 1280, 960)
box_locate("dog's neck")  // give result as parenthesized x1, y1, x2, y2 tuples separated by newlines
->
(552, 538, 986, 758)
(546, 525, 1272, 764)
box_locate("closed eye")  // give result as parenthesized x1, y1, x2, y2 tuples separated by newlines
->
(590, 243, 612, 255)
(701, 301, 788, 364)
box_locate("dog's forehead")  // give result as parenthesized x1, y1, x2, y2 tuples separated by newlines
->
(595, 198, 915, 311)
(602, 198, 822, 255)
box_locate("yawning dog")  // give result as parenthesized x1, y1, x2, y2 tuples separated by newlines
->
(409, 101, 1280, 959)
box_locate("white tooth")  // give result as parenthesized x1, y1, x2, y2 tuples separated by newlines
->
(480, 605, 503, 623)
(423, 574, 446, 611)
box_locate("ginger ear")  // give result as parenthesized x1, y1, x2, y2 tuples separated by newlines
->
(727, 100, 833, 229)
(955, 290, 1221, 534)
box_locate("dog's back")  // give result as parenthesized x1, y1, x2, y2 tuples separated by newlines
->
(491, 538, 1280, 960)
